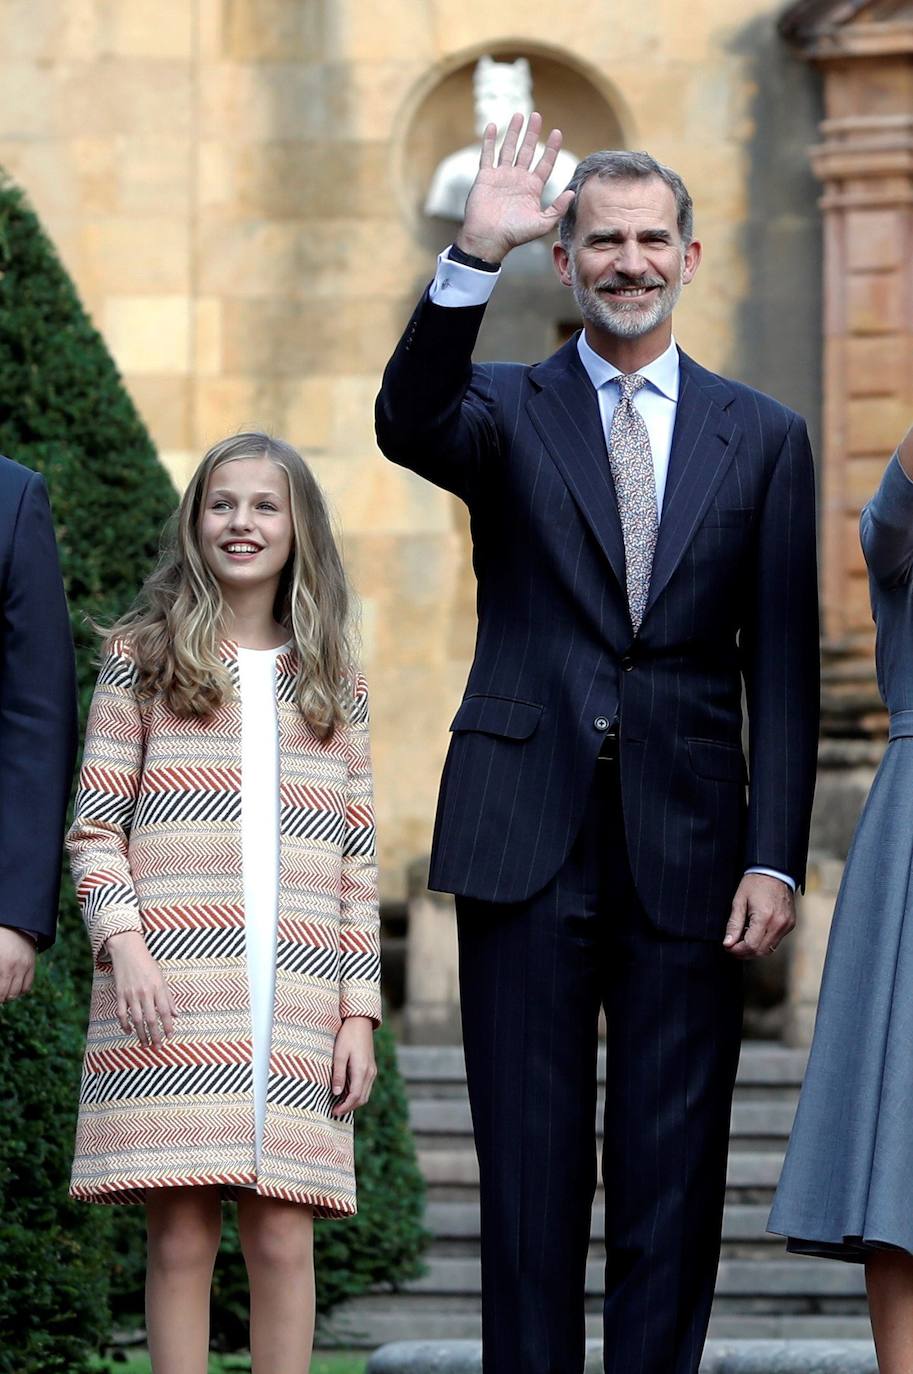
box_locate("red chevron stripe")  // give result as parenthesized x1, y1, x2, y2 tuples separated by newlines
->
(143, 766, 241, 793)
(85, 1039, 252, 1073)
(269, 1051, 329, 1083)
(143, 904, 244, 930)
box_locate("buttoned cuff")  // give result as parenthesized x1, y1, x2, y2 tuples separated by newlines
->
(745, 867, 796, 893)
(429, 248, 501, 308)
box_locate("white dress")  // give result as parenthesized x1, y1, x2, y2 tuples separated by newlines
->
(237, 643, 287, 1168)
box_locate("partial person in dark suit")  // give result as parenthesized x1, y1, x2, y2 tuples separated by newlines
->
(376, 114, 820, 1374)
(0, 454, 77, 1002)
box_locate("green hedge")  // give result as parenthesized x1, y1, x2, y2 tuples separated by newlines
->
(0, 174, 426, 1364)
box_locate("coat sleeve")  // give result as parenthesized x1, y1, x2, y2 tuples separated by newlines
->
(374, 288, 501, 505)
(860, 451, 913, 588)
(741, 413, 820, 890)
(338, 672, 382, 1025)
(66, 641, 145, 966)
(0, 470, 78, 948)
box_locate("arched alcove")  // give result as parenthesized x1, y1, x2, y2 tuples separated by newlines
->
(396, 44, 630, 251)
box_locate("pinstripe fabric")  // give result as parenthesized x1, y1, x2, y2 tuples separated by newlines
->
(376, 294, 820, 938)
(68, 638, 380, 1214)
(457, 761, 743, 1374)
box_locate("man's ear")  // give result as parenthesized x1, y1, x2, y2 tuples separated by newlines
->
(682, 238, 702, 285)
(553, 239, 574, 289)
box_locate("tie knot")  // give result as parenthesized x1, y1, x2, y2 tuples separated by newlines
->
(616, 372, 647, 402)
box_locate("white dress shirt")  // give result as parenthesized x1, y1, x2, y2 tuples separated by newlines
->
(429, 249, 795, 893)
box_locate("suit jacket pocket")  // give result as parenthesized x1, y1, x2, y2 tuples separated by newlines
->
(449, 694, 543, 740)
(687, 737, 747, 783)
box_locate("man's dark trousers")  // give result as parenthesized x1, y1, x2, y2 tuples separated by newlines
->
(457, 740, 743, 1374)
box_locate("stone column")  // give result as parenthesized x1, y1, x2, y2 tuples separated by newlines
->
(778, 5, 913, 1041)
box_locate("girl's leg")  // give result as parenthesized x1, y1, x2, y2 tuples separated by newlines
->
(145, 1185, 222, 1374)
(237, 1191, 315, 1374)
(867, 1249, 913, 1373)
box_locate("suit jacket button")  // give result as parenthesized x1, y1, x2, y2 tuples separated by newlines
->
(621, 655, 635, 671)
(594, 716, 609, 731)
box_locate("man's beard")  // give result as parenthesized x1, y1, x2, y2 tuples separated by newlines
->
(571, 262, 684, 339)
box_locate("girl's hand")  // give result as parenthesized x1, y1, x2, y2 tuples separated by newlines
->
(331, 1015, 377, 1117)
(106, 930, 177, 1047)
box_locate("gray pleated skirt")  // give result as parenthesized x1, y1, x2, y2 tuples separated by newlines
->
(769, 737, 913, 1260)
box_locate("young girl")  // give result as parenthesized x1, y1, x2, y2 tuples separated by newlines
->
(67, 432, 381, 1374)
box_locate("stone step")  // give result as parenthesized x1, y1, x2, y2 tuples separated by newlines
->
(424, 1201, 779, 1245)
(399, 1257, 865, 1299)
(418, 1148, 786, 1191)
(321, 1308, 873, 1348)
(397, 1043, 807, 1090)
(364, 1338, 879, 1373)
(411, 1098, 797, 1142)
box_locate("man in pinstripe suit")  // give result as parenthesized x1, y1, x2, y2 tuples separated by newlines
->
(376, 114, 819, 1374)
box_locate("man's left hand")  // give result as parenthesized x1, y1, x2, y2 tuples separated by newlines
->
(0, 928, 37, 1003)
(723, 873, 796, 960)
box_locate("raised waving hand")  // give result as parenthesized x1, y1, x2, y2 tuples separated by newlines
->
(455, 111, 575, 265)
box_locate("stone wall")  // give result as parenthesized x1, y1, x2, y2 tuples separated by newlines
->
(0, 0, 823, 905)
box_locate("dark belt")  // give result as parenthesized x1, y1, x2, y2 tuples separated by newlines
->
(597, 722, 620, 763)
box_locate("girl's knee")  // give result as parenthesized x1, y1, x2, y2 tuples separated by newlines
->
(146, 1190, 221, 1273)
(242, 1202, 313, 1273)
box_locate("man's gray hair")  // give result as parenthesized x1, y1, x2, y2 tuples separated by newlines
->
(558, 150, 694, 247)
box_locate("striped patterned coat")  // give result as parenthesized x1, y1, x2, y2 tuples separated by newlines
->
(68, 638, 381, 1215)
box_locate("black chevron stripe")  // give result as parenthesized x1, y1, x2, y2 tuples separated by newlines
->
(80, 1060, 251, 1105)
(99, 658, 138, 691)
(134, 790, 241, 828)
(343, 825, 376, 857)
(83, 881, 138, 919)
(269, 1074, 339, 1116)
(75, 788, 137, 828)
(340, 951, 381, 982)
(276, 942, 340, 980)
(280, 806, 346, 845)
(145, 926, 247, 962)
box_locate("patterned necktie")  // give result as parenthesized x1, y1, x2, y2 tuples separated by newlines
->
(607, 372, 658, 634)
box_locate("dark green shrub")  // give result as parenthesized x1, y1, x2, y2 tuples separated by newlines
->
(0, 957, 110, 1374)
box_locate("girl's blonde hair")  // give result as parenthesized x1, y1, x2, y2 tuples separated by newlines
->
(107, 432, 353, 736)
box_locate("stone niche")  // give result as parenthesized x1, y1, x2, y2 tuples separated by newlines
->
(397, 45, 628, 363)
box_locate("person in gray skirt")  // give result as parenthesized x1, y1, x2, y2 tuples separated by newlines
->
(769, 430, 913, 1372)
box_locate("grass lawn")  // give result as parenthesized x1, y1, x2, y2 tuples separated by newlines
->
(93, 1352, 367, 1373)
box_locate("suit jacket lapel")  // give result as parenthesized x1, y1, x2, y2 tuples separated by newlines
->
(644, 353, 741, 618)
(526, 338, 627, 594)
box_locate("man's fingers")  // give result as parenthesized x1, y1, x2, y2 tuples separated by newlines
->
(543, 187, 575, 222)
(515, 110, 543, 169)
(533, 126, 563, 184)
(496, 111, 526, 166)
(479, 122, 497, 170)
(723, 894, 749, 948)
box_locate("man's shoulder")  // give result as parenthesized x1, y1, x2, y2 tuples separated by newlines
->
(0, 453, 40, 499)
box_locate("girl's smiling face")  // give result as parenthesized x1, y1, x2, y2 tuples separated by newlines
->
(200, 456, 293, 598)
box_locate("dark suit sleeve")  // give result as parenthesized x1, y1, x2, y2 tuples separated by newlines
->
(375, 289, 500, 504)
(0, 472, 78, 948)
(741, 414, 820, 890)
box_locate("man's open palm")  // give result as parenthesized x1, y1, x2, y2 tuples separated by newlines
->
(456, 111, 575, 265)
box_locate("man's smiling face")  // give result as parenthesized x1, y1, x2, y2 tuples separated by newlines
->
(554, 174, 701, 345)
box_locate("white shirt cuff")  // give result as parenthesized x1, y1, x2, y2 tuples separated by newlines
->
(429, 248, 501, 308)
(745, 867, 796, 892)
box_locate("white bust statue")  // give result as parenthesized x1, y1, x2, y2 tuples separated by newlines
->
(424, 55, 579, 223)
